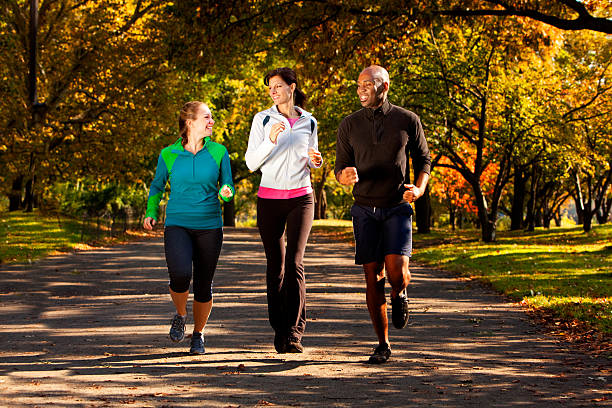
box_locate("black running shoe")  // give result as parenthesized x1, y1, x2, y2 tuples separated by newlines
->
(286, 336, 304, 353)
(274, 332, 287, 354)
(391, 290, 409, 329)
(189, 332, 205, 355)
(368, 343, 391, 364)
(169, 314, 186, 343)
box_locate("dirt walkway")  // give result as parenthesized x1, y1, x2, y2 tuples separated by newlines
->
(0, 228, 609, 407)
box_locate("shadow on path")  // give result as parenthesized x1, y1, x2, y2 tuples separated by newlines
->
(0, 228, 609, 407)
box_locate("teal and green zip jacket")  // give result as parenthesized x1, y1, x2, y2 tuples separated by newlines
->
(145, 137, 234, 230)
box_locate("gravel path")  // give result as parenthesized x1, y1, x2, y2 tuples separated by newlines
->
(0, 228, 609, 407)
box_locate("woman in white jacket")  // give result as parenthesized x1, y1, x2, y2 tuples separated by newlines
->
(245, 67, 322, 353)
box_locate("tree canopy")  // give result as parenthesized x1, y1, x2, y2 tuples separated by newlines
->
(1, 0, 610, 239)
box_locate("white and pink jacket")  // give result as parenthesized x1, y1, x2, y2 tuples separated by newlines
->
(245, 105, 322, 199)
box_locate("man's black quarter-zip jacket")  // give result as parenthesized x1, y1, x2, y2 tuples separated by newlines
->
(335, 100, 431, 208)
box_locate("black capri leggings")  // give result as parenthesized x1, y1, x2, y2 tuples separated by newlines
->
(164, 226, 223, 303)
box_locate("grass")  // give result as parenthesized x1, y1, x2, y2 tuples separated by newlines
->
(309, 220, 611, 336)
(0, 210, 149, 264)
(414, 225, 612, 336)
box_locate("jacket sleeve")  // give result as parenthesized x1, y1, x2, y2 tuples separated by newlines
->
(218, 149, 235, 202)
(408, 116, 431, 180)
(334, 118, 354, 177)
(145, 154, 169, 221)
(308, 118, 323, 169)
(245, 113, 277, 171)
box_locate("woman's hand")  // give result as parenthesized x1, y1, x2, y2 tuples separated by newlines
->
(269, 122, 285, 144)
(308, 148, 322, 167)
(219, 185, 233, 199)
(143, 217, 156, 231)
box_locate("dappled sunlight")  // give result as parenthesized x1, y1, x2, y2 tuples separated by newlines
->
(416, 224, 611, 334)
(0, 228, 609, 406)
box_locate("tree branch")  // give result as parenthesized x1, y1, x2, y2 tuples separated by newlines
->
(437, 6, 612, 34)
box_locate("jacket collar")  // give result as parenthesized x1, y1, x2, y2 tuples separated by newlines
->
(170, 136, 211, 152)
(270, 105, 312, 118)
(365, 99, 392, 118)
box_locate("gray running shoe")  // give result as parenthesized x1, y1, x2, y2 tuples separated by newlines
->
(189, 332, 205, 355)
(391, 289, 409, 329)
(368, 343, 391, 364)
(169, 314, 186, 343)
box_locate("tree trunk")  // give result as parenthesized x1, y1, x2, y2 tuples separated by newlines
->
(526, 165, 538, 232)
(472, 183, 495, 242)
(449, 200, 456, 231)
(23, 178, 34, 212)
(9, 176, 24, 211)
(510, 166, 526, 230)
(535, 207, 543, 228)
(573, 171, 585, 225)
(223, 199, 235, 227)
(314, 168, 327, 220)
(554, 213, 561, 227)
(482, 218, 496, 242)
(596, 197, 611, 224)
(573, 194, 584, 225)
(583, 210, 593, 233)
(415, 185, 431, 234)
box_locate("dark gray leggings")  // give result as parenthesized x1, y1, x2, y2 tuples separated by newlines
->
(256, 194, 314, 340)
(164, 226, 223, 303)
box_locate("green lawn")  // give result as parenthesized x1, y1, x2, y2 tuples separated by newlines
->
(0, 210, 147, 264)
(314, 220, 611, 335)
(414, 225, 611, 335)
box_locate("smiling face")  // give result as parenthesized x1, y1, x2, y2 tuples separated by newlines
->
(268, 75, 296, 106)
(189, 104, 214, 139)
(357, 67, 389, 108)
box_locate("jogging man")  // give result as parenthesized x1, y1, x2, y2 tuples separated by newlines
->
(335, 65, 431, 364)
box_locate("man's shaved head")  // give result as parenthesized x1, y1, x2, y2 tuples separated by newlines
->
(361, 65, 390, 87)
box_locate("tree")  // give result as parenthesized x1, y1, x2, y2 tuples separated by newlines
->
(429, 155, 478, 230)
(0, 0, 179, 211)
(552, 30, 612, 232)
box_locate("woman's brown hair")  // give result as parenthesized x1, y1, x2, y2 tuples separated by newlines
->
(264, 67, 307, 107)
(178, 101, 206, 147)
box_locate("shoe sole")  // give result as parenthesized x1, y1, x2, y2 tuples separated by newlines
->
(392, 315, 409, 329)
(368, 351, 391, 364)
(367, 357, 389, 364)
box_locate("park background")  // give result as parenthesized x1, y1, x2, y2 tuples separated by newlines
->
(1, 1, 610, 345)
